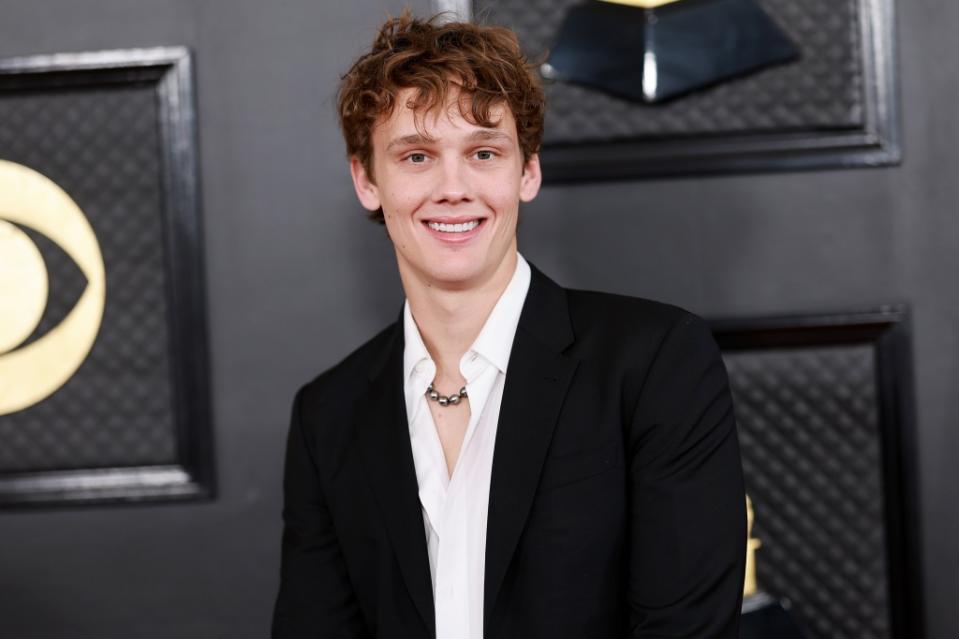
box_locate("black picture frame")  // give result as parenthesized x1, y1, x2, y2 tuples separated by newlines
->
(0, 47, 214, 507)
(451, 0, 900, 182)
(711, 307, 924, 639)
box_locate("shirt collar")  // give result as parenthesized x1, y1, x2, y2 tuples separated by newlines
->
(403, 298, 433, 387)
(467, 253, 530, 375)
(402, 252, 532, 384)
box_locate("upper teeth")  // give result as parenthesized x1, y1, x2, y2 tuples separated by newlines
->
(428, 220, 480, 233)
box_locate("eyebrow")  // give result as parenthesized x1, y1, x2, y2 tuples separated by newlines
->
(386, 133, 437, 152)
(466, 130, 513, 144)
(385, 129, 513, 152)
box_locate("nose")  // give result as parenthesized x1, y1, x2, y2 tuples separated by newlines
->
(432, 156, 472, 205)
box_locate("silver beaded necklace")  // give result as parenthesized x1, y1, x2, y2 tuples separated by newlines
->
(426, 383, 468, 407)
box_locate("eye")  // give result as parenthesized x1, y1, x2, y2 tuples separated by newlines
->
(407, 152, 427, 164)
(474, 149, 496, 161)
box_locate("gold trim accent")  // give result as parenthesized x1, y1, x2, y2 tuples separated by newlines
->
(0, 159, 106, 415)
(744, 495, 762, 597)
(597, 0, 684, 8)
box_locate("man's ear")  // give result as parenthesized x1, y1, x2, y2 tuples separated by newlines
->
(350, 156, 382, 211)
(519, 153, 542, 203)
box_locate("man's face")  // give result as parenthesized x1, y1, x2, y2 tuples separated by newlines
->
(350, 88, 541, 291)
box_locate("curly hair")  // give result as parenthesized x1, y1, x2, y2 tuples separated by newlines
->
(337, 11, 545, 223)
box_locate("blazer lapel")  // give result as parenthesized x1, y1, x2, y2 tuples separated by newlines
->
(354, 324, 435, 636)
(484, 265, 579, 626)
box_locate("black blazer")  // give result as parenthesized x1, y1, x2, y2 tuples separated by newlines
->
(273, 265, 747, 638)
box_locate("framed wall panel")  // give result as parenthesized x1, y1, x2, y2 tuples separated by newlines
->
(440, 0, 900, 182)
(0, 47, 213, 507)
(712, 308, 923, 639)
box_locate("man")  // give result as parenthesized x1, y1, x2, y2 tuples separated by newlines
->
(273, 12, 746, 639)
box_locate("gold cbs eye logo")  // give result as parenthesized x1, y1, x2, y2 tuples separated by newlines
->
(0, 159, 106, 415)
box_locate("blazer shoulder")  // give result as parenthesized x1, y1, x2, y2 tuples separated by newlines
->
(295, 322, 397, 409)
(564, 287, 707, 346)
(561, 288, 722, 414)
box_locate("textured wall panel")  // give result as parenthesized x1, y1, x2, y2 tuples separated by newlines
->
(0, 86, 178, 471)
(0, 48, 211, 506)
(725, 345, 890, 638)
(473, 0, 898, 180)
(476, 0, 863, 142)
(713, 309, 923, 639)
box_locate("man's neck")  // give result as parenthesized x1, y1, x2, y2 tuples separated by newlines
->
(401, 252, 518, 383)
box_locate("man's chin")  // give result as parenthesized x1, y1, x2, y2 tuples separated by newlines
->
(416, 258, 489, 291)
(429, 268, 484, 291)
(398, 248, 514, 293)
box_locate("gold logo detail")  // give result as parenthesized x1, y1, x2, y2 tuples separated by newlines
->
(0, 159, 106, 415)
(744, 494, 762, 597)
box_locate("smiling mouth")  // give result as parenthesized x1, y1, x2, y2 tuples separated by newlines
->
(425, 219, 482, 234)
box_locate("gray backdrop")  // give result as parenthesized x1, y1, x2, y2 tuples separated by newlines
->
(1, 0, 956, 637)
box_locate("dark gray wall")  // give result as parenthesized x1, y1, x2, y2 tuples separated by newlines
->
(1, 1, 956, 637)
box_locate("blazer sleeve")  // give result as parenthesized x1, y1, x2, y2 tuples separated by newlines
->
(272, 386, 371, 639)
(626, 313, 747, 638)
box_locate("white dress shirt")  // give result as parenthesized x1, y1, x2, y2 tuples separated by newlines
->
(402, 253, 531, 639)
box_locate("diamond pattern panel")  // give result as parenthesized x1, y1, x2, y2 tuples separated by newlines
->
(476, 0, 863, 142)
(723, 345, 891, 639)
(0, 83, 178, 471)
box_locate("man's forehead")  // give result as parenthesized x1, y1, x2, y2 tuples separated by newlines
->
(374, 87, 515, 141)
